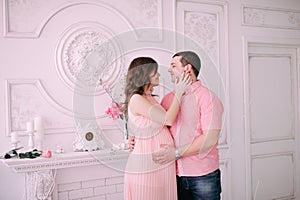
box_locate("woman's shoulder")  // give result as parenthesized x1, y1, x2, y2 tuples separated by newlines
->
(129, 94, 148, 109)
(130, 93, 144, 102)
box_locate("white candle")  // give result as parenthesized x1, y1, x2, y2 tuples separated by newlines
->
(34, 117, 44, 142)
(26, 121, 34, 132)
(34, 117, 42, 131)
(11, 132, 19, 143)
(36, 129, 44, 141)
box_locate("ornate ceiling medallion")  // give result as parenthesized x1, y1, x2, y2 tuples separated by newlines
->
(55, 22, 122, 95)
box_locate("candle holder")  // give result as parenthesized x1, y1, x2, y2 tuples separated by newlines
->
(11, 140, 20, 149)
(27, 131, 35, 150)
(10, 132, 19, 149)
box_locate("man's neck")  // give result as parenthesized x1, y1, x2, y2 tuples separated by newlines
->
(191, 75, 198, 83)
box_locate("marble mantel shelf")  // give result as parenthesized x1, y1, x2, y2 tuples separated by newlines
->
(2, 150, 130, 173)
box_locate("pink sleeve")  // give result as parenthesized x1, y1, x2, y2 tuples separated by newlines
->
(160, 92, 174, 111)
(200, 92, 224, 131)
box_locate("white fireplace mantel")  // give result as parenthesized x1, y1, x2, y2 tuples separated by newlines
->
(2, 150, 130, 173)
(2, 150, 129, 200)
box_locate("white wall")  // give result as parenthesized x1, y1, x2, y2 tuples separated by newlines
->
(1, 0, 300, 199)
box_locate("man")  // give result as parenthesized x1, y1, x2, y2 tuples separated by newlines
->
(130, 51, 224, 199)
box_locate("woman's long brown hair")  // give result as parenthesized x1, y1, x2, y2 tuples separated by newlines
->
(124, 57, 158, 118)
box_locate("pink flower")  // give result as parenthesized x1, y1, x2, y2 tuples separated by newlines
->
(100, 79, 128, 138)
(42, 150, 52, 158)
(105, 103, 124, 120)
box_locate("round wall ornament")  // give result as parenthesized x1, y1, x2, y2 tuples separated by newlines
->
(85, 132, 94, 141)
(55, 22, 123, 95)
(73, 122, 105, 152)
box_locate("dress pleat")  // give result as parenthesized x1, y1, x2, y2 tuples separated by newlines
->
(124, 108, 177, 200)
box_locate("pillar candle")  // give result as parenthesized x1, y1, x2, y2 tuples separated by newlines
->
(34, 117, 44, 141)
(34, 117, 42, 131)
(36, 129, 44, 141)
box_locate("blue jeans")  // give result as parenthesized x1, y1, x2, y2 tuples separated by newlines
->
(177, 169, 221, 200)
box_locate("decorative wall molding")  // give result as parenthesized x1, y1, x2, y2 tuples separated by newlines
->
(117, 0, 163, 41)
(3, 0, 51, 38)
(2, 0, 129, 38)
(242, 5, 300, 29)
(176, 0, 230, 147)
(5, 79, 103, 136)
(55, 21, 123, 95)
(250, 152, 296, 199)
(184, 11, 218, 62)
(219, 159, 232, 200)
(246, 47, 297, 144)
(3, 0, 162, 40)
(5, 79, 117, 137)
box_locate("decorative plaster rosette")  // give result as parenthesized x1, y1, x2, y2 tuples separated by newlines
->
(55, 22, 122, 95)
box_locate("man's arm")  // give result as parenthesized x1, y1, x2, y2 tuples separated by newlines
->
(152, 129, 220, 164)
(178, 129, 220, 157)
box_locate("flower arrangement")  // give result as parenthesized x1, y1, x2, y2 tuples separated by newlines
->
(100, 79, 128, 140)
(105, 102, 125, 120)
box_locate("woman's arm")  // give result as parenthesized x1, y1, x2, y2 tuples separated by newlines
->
(130, 74, 190, 126)
(129, 94, 179, 126)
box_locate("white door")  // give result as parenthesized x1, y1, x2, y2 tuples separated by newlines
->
(244, 39, 300, 200)
(232, 1, 300, 199)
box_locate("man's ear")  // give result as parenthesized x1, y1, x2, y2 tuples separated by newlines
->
(184, 64, 193, 74)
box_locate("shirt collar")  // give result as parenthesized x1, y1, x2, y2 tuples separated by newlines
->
(185, 80, 202, 95)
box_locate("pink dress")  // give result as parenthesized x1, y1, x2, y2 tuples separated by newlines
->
(124, 98, 177, 200)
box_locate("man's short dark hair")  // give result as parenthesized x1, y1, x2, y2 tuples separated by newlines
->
(172, 51, 201, 77)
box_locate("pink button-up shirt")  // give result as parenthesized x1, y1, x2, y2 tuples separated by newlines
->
(161, 81, 224, 176)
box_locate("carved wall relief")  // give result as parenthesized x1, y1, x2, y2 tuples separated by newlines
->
(6, 80, 75, 136)
(55, 22, 122, 95)
(243, 5, 300, 29)
(3, 0, 162, 40)
(184, 11, 218, 62)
